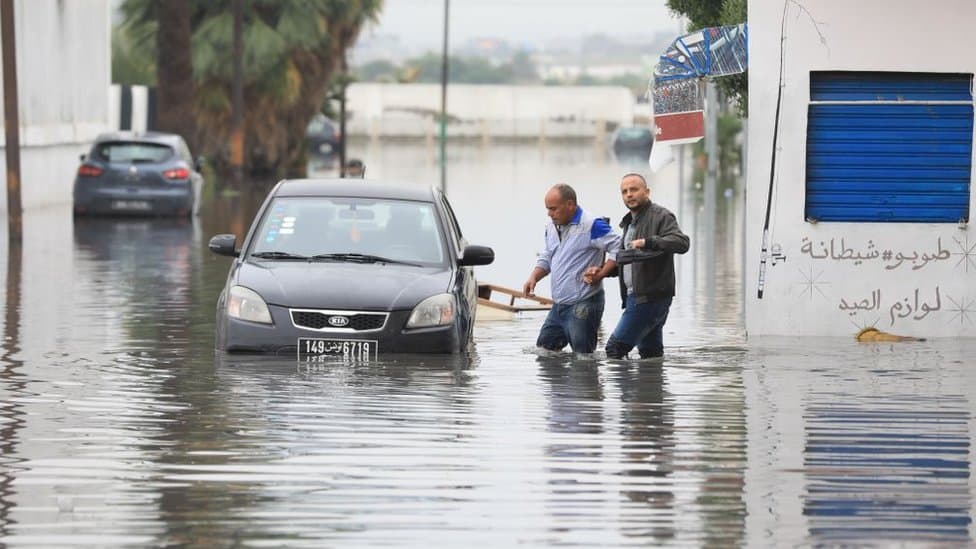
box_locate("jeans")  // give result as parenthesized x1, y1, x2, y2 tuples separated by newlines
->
(536, 290, 605, 354)
(605, 295, 672, 359)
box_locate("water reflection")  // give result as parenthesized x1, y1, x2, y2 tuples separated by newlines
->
(0, 142, 973, 546)
(199, 354, 481, 545)
(0, 237, 24, 541)
(614, 363, 675, 523)
(804, 395, 971, 543)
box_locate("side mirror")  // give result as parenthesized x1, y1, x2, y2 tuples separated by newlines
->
(195, 155, 205, 172)
(209, 234, 239, 257)
(459, 245, 494, 266)
(79, 153, 86, 162)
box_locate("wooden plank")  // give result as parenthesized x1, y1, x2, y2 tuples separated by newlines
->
(477, 283, 553, 312)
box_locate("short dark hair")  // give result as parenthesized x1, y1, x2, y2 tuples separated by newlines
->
(621, 173, 647, 187)
(552, 183, 577, 203)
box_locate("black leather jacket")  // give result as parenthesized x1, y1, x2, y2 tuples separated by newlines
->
(612, 201, 689, 305)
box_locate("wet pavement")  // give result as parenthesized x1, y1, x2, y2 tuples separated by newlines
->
(0, 142, 973, 547)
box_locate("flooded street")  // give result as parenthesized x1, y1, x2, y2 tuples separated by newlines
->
(0, 141, 974, 547)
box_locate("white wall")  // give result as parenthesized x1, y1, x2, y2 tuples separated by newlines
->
(0, 0, 112, 210)
(346, 83, 635, 139)
(746, 0, 976, 338)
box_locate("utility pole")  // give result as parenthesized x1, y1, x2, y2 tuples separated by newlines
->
(439, 0, 450, 193)
(339, 53, 347, 178)
(704, 81, 718, 313)
(1, 0, 21, 243)
(230, 0, 244, 185)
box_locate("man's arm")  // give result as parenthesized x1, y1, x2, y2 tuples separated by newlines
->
(523, 266, 549, 296)
(583, 216, 622, 284)
(583, 259, 617, 285)
(640, 212, 689, 254)
(525, 225, 555, 296)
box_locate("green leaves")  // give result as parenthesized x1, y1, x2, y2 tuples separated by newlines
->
(117, 0, 384, 177)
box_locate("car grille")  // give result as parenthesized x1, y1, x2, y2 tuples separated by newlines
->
(290, 309, 388, 332)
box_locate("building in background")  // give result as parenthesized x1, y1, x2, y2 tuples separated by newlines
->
(346, 83, 635, 141)
(746, 0, 976, 337)
(0, 0, 111, 210)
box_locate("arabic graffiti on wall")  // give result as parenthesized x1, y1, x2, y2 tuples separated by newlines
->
(795, 234, 975, 329)
(800, 237, 951, 270)
(839, 286, 942, 326)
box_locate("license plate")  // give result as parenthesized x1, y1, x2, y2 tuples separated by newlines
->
(298, 338, 377, 361)
(111, 200, 152, 211)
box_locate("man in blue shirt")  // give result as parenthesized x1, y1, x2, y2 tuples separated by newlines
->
(523, 184, 621, 353)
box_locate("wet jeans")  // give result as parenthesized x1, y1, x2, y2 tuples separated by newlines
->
(605, 295, 672, 359)
(536, 290, 605, 354)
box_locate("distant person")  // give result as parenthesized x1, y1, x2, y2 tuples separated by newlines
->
(523, 183, 621, 354)
(585, 173, 689, 359)
(344, 159, 365, 178)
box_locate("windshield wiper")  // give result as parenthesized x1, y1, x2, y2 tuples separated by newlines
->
(250, 251, 309, 260)
(310, 253, 422, 267)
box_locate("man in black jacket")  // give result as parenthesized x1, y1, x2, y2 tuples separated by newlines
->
(585, 173, 690, 359)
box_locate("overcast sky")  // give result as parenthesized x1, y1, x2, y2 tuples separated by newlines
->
(362, 0, 684, 49)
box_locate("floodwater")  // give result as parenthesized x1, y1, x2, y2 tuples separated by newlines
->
(0, 141, 973, 547)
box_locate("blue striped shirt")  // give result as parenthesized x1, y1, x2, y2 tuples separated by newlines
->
(535, 206, 620, 304)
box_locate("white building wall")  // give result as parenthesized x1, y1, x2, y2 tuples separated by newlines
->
(346, 83, 635, 139)
(746, 0, 976, 338)
(0, 0, 111, 210)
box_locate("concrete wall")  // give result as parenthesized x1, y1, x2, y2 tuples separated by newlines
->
(746, 0, 976, 337)
(0, 0, 112, 210)
(346, 83, 635, 140)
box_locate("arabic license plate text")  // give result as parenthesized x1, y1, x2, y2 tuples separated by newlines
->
(298, 338, 377, 361)
(111, 200, 152, 211)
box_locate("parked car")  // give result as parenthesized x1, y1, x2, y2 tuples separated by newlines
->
(306, 113, 341, 156)
(208, 180, 495, 358)
(73, 131, 203, 217)
(610, 126, 654, 161)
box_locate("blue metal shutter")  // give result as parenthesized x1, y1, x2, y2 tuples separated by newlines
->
(806, 72, 973, 222)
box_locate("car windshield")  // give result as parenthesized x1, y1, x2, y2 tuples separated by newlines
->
(95, 142, 173, 163)
(618, 128, 651, 139)
(306, 115, 333, 135)
(250, 197, 447, 265)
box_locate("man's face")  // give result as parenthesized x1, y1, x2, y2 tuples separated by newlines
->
(545, 189, 576, 225)
(620, 176, 650, 211)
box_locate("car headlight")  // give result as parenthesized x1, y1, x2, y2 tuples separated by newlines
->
(406, 293, 455, 328)
(227, 285, 273, 324)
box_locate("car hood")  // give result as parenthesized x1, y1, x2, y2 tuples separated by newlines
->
(235, 260, 453, 310)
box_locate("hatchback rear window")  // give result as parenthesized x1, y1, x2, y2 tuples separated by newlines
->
(95, 142, 173, 163)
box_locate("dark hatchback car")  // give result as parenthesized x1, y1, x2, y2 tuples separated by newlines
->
(73, 131, 203, 217)
(610, 126, 654, 160)
(306, 113, 340, 156)
(209, 180, 495, 358)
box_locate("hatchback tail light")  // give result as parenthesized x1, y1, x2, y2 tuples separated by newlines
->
(163, 167, 190, 180)
(77, 164, 103, 177)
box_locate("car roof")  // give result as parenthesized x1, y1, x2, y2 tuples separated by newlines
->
(93, 131, 184, 147)
(273, 179, 439, 202)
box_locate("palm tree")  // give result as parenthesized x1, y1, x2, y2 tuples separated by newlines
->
(156, 0, 197, 151)
(119, 0, 383, 179)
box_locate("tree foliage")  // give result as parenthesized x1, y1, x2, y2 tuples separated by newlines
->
(118, 0, 383, 179)
(667, 0, 747, 114)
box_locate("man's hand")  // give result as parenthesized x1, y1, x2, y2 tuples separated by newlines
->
(523, 279, 537, 297)
(582, 266, 602, 285)
(630, 238, 646, 250)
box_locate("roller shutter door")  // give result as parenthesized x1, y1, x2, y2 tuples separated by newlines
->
(806, 72, 972, 222)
